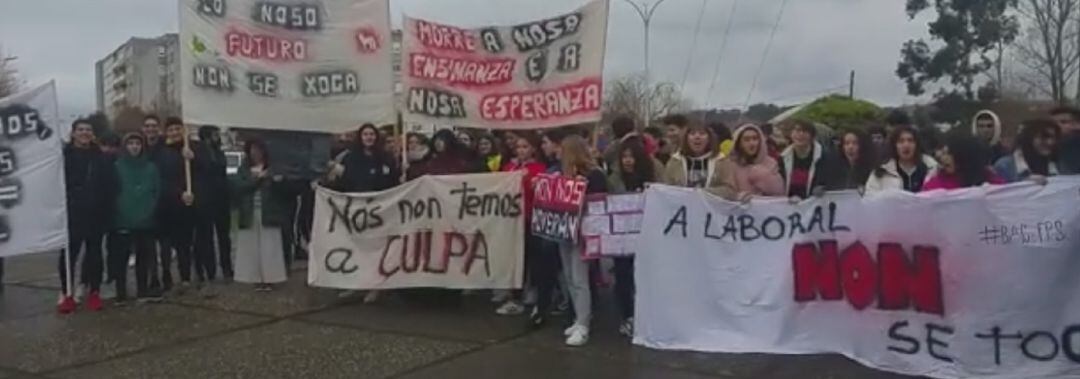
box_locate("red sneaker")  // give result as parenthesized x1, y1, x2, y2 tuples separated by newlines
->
(86, 291, 103, 312)
(57, 296, 76, 314)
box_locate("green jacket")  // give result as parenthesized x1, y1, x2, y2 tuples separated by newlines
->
(231, 165, 288, 230)
(113, 154, 161, 230)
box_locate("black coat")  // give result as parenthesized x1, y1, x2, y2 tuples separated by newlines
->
(193, 142, 229, 214)
(332, 148, 401, 193)
(64, 144, 118, 231)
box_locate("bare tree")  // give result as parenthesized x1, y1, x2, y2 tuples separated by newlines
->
(0, 46, 19, 98)
(603, 73, 691, 127)
(1013, 0, 1080, 104)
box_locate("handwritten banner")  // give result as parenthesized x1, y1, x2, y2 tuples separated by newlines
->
(0, 82, 67, 257)
(581, 193, 643, 259)
(634, 180, 1080, 379)
(308, 172, 525, 290)
(179, 0, 395, 132)
(530, 173, 586, 244)
(401, 0, 609, 129)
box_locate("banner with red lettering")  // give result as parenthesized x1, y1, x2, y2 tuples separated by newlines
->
(635, 180, 1080, 379)
(581, 193, 643, 259)
(179, 0, 395, 132)
(401, 0, 609, 129)
(530, 174, 587, 244)
(308, 172, 524, 290)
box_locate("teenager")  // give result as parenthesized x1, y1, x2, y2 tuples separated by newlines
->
(779, 121, 837, 199)
(476, 133, 503, 172)
(141, 115, 169, 292)
(327, 124, 401, 301)
(664, 123, 721, 188)
(972, 110, 1009, 164)
(994, 119, 1060, 183)
(833, 130, 877, 190)
(711, 124, 785, 202)
(865, 126, 938, 193)
(412, 129, 480, 178)
(404, 133, 431, 180)
(556, 135, 607, 346)
(191, 126, 232, 283)
(58, 120, 118, 313)
(662, 114, 690, 161)
(494, 133, 548, 318)
(607, 138, 655, 338)
(924, 130, 1005, 191)
(456, 129, 475, 152)
(110, 134, 162, 304)
(158, 118, 198, 294)
(1051, 106, 1080, 174)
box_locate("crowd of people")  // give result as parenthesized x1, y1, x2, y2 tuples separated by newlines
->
(0, 105, 1077, 348)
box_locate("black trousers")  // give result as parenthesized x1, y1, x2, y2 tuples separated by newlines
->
(162, 207, 195, 283)
(0, 257, 5, 286)
(148, 234, 172, 291)
(59, 225, 104, 294)
(613, 257, 635, 320)
(529, 236, 561, 314)
(194, 205, 233, 281)
(109, 230, 154, 299)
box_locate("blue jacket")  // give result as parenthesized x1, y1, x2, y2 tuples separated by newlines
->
(993, 151, 1059, 183)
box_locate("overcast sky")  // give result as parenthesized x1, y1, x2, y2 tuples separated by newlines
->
(0, 0, 933, 118)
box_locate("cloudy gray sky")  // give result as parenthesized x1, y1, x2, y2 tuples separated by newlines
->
(0, 0, 933, 118)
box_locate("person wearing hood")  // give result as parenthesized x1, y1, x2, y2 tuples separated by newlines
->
(664, 123, 722, 188)
(58, 120, 119, 313)
(994, 119, 1061, 183)
(972, 110, 1010, 164)
(110, 133, 162, 304)
(1050, 106, 1080, 174)
(711, 124, 785, 202)
(230, 139, 290, 292)
(865, 126, 938, 193)
(778, 120, 838, 199)
(924, 130, 1005, 191)
(193, 125, 233, 282)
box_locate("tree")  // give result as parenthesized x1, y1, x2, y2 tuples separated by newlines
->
(0, 46, 18, 98)
(897, 0, 1020, 100)
(791, 95, 886, 131)
(1013, 0, 1080, 104)
(113, 106, 147, 135)
(84, 112, 113, 141)
(603, 73, 691, 127)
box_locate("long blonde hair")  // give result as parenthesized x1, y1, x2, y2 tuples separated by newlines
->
(560, 135, 595, 177)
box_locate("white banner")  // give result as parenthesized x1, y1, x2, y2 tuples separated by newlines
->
(0, 82, 67, 257)
(635, 180, 1080, 379)
(179, 0, 395, 132)
(401, 0, 609, 129)
(308, 172, 525, 289)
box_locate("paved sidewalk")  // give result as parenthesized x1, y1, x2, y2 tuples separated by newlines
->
(0, 253, 919, 379)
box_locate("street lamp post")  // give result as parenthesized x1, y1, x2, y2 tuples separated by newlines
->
(622, 0, 668, 127)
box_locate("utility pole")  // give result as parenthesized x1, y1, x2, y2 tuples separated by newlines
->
(849, 70, 856, 98)
(622, 0, 669, 127)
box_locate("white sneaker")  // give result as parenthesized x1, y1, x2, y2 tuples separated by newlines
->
(565, 324, 590, 347)
(495, 301, 525, 316)
(564, 325, 576, 337)
(619, 317, 634, 338)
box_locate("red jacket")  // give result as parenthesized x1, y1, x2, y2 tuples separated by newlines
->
(502, 159, 547, 224)
(922, 168, 1005, 191)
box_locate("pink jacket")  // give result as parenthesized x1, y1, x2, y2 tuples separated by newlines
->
(710, 124, 785, 199)
(921, 168, 1005, 191)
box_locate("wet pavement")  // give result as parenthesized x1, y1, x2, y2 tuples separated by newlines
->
(0, 253, 921, 379)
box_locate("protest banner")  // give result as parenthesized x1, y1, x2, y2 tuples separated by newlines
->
(308, 172, 525, 290)
(400, 0, 609, 130)
(634, 180, 1080, 379)
(0, 82, 67, 257)
(179, 0, 395, 133)
(530, 173, 586, 244)
(581, 193, 643, 259)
